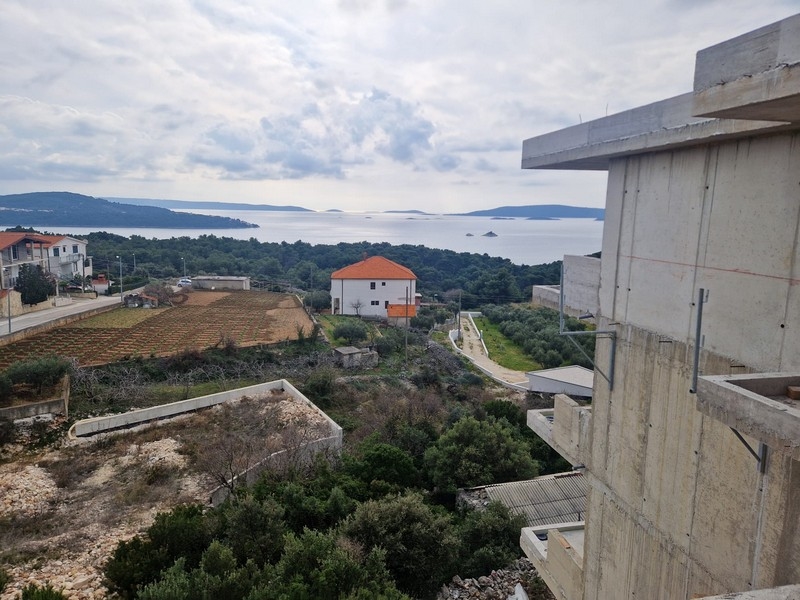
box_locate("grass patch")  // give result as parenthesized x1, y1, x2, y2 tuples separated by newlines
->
(473, 317, 541, 371)
(70, 306, 170, 329)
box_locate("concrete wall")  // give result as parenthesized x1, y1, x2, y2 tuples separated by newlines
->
(0, 397, 68, 420)
(531, 285, 561, 312)
(193, 277, 251, 291)
(600, 133, 800, 373)
(0, 303, 118, 348)
(582, 301, 800, 595)
(552, 394, 591, 467)
(330, 278, 416, 318)
(520, 15, 800, 600)
(562, 255, 600, 317)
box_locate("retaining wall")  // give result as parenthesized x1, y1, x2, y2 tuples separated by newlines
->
(0, 303, 119, 348)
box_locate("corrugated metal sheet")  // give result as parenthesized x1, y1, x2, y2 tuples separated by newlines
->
(483, 473, 587, 527)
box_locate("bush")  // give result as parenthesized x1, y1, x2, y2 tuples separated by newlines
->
(305, 290, 331, 311)
(341, 493, 458, 597)
(105, 505, 212, 598)
(424, 416, 540, 492)
(19, 583, 67, 599)
(345, 441, 421, 491)
(4, 355, 71, 394)
(332, 320, 368, 345)
(0, 567, 10, 594)
(456, 502, 527, 578)
(301, 368, 336, 407)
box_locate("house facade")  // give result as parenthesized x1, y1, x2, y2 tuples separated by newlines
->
(330, 256, 417, 319)
(520, 15, 800, 600)
(0, 232, 52, 288)
(0, 232, 92, 288)
(41, 235, 93, 284)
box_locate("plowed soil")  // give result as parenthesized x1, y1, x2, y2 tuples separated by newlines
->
(0, 290, 314, 368)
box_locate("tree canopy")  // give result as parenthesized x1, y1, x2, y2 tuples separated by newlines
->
(15, 264, 54, 305)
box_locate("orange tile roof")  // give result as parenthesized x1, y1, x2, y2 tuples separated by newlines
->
(0, 232, 54, 251)
(387, 303, 417, 318)
(330, 256, 416, 280)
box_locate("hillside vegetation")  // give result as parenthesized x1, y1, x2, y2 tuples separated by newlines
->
(0, 192, 256, 228)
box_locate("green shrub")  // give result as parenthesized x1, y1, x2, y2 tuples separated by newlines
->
(19, 583, 67, 599)
(0, 567, 10, 594)
(341, 493, 458, 598)
(424, 416, 540, 492)
(332, 320, 368, 345)
(105, 505, 212, 598)
(4, 355, 71, 394)
(301, 369, 336, 407)
(456, 502, 527, 578)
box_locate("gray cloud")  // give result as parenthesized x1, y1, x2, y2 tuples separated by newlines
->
(0, 1, 794, 210)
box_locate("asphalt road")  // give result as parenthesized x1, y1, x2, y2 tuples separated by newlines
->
(2, 293, 124, 337)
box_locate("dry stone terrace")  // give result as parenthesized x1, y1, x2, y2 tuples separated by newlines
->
(0, 290, 314, 368)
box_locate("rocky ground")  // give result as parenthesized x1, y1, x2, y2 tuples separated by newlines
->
(436, 558, 553, 600)
(0, 391, 330, 599)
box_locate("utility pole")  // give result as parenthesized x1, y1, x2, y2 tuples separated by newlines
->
(404, 286, 409, 366)
(458, 290, 462, 340)
(116, 255, 123, 302)
(4, 267, 10, 335)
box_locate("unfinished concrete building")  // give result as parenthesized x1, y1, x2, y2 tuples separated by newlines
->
(520, 15, 800, 600)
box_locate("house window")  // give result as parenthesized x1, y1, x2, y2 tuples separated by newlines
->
(370, 282, 376, 289)
(382, 282, 386, 286)
(384, 301, 389, 308)
(52, 247, 60, 257)
(371, 300, 379, 305)
(11, 246, 18, 260)
(72, 244, 79, 254)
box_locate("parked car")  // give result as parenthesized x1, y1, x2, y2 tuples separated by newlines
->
(178, 278, 192, 287)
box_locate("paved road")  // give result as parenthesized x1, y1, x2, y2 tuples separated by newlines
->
(2, 293, 124, 337)
(457, 312, 529, 387)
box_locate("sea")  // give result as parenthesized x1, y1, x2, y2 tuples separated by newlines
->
(55, 210, 605, 267)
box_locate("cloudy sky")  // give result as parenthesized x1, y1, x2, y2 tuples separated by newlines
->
(1, 1, 796, 212)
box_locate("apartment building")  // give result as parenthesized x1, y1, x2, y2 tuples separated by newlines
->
(519, 15, 800, 600)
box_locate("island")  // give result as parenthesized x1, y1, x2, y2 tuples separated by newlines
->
(0, 192, 258, 229)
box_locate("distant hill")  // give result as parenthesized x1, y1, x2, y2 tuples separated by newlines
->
(105, 197, 310, 212)
(456, 204, 604, 220)
(0, 192, 258, 229)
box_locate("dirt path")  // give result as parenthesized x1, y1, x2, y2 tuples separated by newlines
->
(457, 313, 529, 387)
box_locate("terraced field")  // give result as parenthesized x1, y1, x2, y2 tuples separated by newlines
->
(0, 290, 313, 368)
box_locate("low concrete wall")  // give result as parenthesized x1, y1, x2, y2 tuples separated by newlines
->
(0, 397, 68, 420)
(0, 375, 70, 420)
(69, 380, 289, 438)
(552, 394, 592, 467)
(68, 379, 344, 506)
(546, 529, 584, 600)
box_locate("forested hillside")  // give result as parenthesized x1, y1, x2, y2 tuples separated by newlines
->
(84, 234, 562, 308)
(0, 192, 257, 228)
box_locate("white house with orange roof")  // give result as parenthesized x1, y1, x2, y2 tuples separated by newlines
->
(330, 256, 417, 320)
